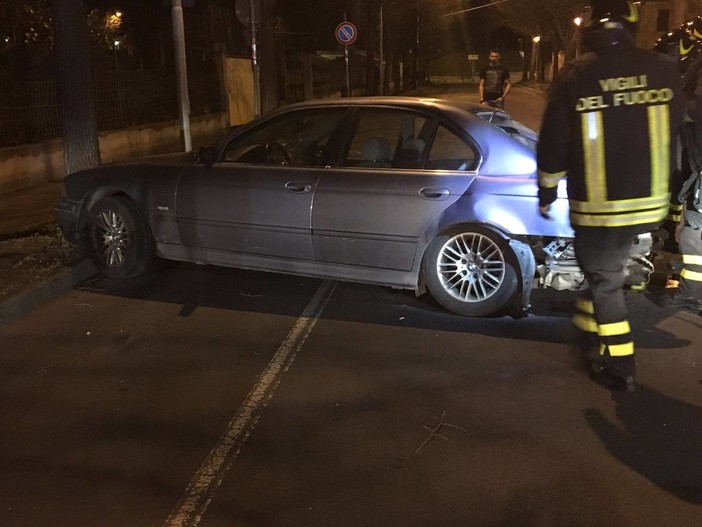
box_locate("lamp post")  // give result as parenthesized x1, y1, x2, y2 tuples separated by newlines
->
(573, 16, 582, 58)
(171, 0, 192, 151)
(532, 35, 541, 83)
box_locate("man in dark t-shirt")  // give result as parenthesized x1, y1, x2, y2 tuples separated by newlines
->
(479, 50, 511, 109)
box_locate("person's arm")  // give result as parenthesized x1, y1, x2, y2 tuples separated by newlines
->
(478, 78, 486, 104)
(536, 69, 573, 218)
(500, 77, 512, 101)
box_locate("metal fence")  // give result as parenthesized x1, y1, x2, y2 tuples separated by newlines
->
(0, 81, 61, 147)
(0, 66, 227, 148)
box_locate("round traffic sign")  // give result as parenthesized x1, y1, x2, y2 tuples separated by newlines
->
(335, 21, 357, 46)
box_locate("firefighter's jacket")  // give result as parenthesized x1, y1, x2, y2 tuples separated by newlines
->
(678, 54, 702, 223)
(537, 29, 685, 231)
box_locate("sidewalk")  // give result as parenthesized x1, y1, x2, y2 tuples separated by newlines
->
(0, 180, 64, 240)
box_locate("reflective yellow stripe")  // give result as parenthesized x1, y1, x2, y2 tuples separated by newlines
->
(608, 342, 635, 357)
(682, 255, 702, 265)
(572, 313, 598, 333)
(598, 320, 631, 337)
(666, 212, 681, 222)
(569, 194, 670, 213)
(538, 169, 566, 188)
(648, 105, 670, 197)
(669, 203, 683, 212)
(681, 269, 702, 282)
(582, 112, 607, 202)
(575, 297, 594, 315)
(570, 207, 668, 227)
(624, 1, 639, 23)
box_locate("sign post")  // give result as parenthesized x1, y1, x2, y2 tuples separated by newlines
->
(235, 0, 261, 116)
(335, 20, 357, 97)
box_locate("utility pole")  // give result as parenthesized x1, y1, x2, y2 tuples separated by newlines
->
(171, 0, 192, 152)
(379, 3, 384, 95)
(249, 0, 261, 116)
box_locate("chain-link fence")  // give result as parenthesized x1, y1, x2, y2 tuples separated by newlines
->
(0, 65, 227, 148)
(0, 0, 240, 149)
(0, 70, 187, 148)
(0, 81, 61, 146)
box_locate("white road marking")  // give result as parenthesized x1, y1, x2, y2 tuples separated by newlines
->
(163, 280, 337, 527)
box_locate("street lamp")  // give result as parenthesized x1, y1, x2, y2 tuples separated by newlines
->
(532, 36, 541, 83)
(573, 16, 583, 57)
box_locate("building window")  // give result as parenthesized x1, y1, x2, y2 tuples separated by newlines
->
(657, 9, 670, 32)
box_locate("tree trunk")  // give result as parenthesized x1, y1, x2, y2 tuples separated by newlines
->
(50, 0, 101, 175)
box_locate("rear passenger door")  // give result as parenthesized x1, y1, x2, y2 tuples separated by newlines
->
(312, 108, 478, 271)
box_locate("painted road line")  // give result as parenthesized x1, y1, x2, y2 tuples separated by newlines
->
(163, 280, 337, 527)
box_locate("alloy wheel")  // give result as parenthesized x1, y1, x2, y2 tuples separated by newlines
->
(436, 232, 506, 302)
(94, 209, 130, 267)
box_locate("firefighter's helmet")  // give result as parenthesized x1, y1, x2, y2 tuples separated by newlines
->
(586, 0, 639, 34)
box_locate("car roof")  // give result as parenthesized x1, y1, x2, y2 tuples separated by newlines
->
(275, 95, 480, 116)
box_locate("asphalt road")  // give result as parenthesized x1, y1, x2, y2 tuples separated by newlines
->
(2, 86, 702, 526)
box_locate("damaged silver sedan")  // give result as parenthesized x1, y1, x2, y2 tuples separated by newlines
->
(56, 97, 655, 317)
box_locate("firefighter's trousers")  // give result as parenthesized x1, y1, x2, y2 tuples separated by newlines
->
(679, 211, 702, 297)
(572, 226, 638, 378)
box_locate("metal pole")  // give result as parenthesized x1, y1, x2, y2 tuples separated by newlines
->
(344, 46, 351, 97)
(379, 3, 384, 95)
(415, 7, 420, 88)
(171, 0, 191, 151)
(249, 0, 261, 116)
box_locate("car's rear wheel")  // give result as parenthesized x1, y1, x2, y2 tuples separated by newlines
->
(423, 226, 519, 317)
(86, 196, 155, 278)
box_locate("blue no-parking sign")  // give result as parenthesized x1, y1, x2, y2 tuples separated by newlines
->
(335, 21, 357, 46)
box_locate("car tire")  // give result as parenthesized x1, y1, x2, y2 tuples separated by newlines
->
(86, 196, 156, 279)
(423, 226, 519, 317)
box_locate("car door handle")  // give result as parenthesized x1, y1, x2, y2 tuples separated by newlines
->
(285, 181, 313, 194)
(419, 187, 450, 200)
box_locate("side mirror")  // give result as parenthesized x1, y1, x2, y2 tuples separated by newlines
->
(199, 146, 218, 167)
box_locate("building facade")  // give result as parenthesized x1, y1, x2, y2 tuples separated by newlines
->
(637, 0, 700, 48)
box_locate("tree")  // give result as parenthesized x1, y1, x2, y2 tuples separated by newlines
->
(49, 0, 100, 174)
(493, 0, 587, 60)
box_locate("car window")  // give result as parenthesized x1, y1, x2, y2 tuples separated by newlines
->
(221, 108, 346, 166)
(426, 125, 477, 171)
(340, 110, 429, 169)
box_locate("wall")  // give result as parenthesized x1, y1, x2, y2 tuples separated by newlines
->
(0, 112, 228, 192)
(637, 0, 671, 49)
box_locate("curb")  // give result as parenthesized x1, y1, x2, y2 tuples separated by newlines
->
(0, 259, 98, 327)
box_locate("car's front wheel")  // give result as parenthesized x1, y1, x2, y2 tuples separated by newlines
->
(423, 226, 519, 317)
(86, 196, 155, 278)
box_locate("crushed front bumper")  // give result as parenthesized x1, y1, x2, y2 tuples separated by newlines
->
(54, 198, 82, 245)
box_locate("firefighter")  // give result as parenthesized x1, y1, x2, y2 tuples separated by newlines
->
(536, 0, 685, 391)
(653, 27, 699, 254)
(655, 20, 702, 312)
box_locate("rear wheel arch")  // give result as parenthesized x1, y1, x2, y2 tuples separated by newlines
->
(421, 223, 524, 317)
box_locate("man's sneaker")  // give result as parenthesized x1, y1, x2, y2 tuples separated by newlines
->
(653, 290, 702, 311)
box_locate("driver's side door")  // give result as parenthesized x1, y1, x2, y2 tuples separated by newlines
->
(176, 108, 347, 260)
